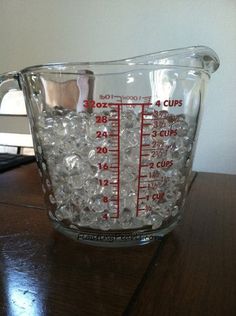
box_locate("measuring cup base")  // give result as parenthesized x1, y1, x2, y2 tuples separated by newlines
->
(51, 215, 181, 247)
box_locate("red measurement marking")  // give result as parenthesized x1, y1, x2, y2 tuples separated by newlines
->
(141, 154, 149, 157)
(136, 104, 145, 216)
(140, 179, 161, 183)
(141, 164, 149, 167)
(107, 104, 120, 219)
(141, 148, 155, 152)
(102, 213, 109, 220)
(138, 197, 146, 200)
(140, 175, 147, 178)
(117, 104, 120, 218)
(142, 118, 159, 121)
(142, 144, 150, 147)
(143, 123, 152, 126)
(139, 186, 147, 189)
(108, 102, 152, 106)
(96, 116, 108, 123)
(142, 133, 151, 136)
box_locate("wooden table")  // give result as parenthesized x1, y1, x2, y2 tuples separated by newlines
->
(0, 163, 236, 316)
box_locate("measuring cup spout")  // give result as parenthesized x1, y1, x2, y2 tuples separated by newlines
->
(122, 46, 220, 75)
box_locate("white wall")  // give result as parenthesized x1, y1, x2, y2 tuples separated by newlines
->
(0, 0, 235, 174)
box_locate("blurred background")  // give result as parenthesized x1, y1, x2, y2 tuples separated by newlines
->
(0, 0, 235, 174)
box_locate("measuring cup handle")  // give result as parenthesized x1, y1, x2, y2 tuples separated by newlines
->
(0, 71, 22, 107)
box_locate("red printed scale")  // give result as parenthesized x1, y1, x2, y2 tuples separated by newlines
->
(85, 100, 167, 219)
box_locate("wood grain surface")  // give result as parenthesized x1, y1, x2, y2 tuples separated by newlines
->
(0, 163, 236, 316)
(126, 173, 236, 316)
(0, 163, 44, 208)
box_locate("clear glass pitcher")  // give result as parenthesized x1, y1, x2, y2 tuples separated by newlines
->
(0, 46, 219, 246)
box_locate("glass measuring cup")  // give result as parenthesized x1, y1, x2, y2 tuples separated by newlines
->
(0, 46, 219, 246)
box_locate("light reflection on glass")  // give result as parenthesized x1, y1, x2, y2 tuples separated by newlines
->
(149, 69, 176, 107)
(126, 76, 134, 84)
(6, 269, 44, 316)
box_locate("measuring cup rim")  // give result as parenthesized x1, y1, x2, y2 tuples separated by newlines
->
(20, 45, 219, 75)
